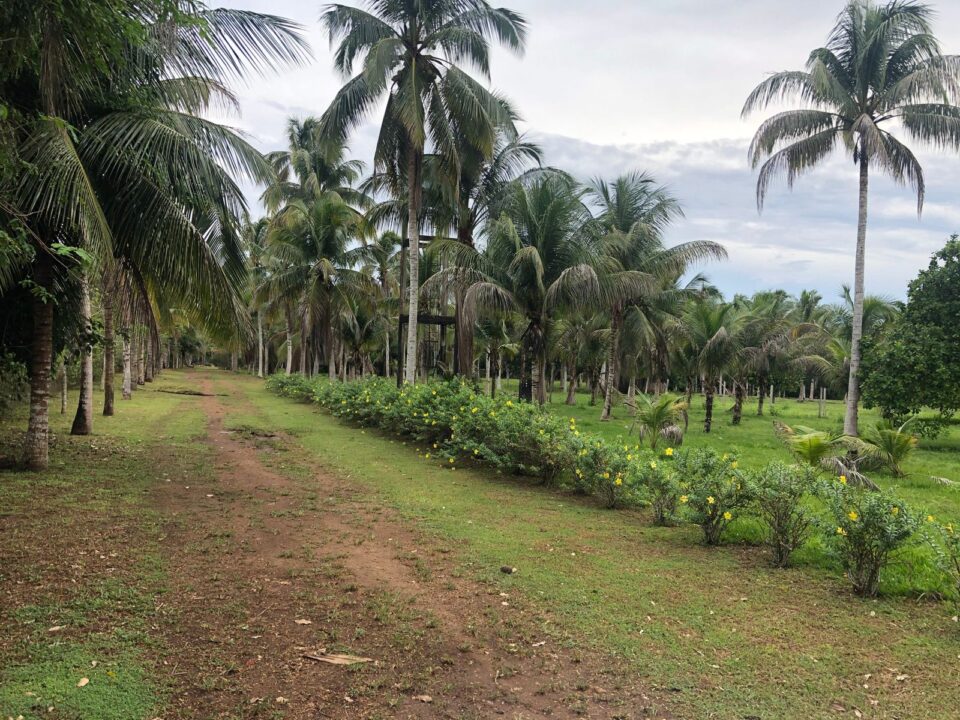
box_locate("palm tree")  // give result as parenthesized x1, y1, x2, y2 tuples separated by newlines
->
(743, 0, 960, 436)
(459, 174, 598, 405)
(586, 171, 724, 421)
(319, 0, 526, 385)
(634, 394, 688, 450)
(683, 300, 737, 433)
(5, 2, 308, 468)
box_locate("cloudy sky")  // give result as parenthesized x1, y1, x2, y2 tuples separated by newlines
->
(221, 0, 960, 299)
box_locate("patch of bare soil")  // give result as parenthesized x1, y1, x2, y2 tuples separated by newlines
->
(154, 376, 665, 719)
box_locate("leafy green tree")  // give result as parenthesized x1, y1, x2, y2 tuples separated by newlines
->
(319, 0, 526, 385)
(683, 300, 737, 433)
(743, 0, 960, 436)
(862, 236, 960, 418)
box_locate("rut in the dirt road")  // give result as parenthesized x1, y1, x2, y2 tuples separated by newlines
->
(153, 373, 654, 719)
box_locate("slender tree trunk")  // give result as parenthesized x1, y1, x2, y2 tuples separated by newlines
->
(122, 331, 132, 400)
(71, 271, 94, 436)
(257, 313, 264, 378)
(384, 329, 390, 379)
(627, 375, 637, 414)
(732, 381, 744, 425)
(136, 331, 145, 386)
(601, 305, 621, 421)
(703, 384, 715, 433)
(102, 280, 115, 416)
(566, 362, 578, 405)
(757, 378, 766, 416)
(26, 254, 54, 469)
(144, 331, 153, 383)
(490, 349, 499, 399)
(403, 148, 422, 385)
(484, 349, 491, 395)
(844, 159, 868, 436)
(328, 333, 337, 381)
(284, 314, 293, 375)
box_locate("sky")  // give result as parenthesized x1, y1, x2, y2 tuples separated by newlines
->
(220, 0, 960, 300)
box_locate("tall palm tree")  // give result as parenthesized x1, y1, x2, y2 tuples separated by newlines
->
(5, 2, 308, 468)
(586, 171, 724, 421)
(457, 173, 598, 404)
(743, 0, 960, 435)
(319, 0, 526, 385)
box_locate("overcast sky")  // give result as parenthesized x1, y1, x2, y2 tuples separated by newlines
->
(221, 0, 960, 300)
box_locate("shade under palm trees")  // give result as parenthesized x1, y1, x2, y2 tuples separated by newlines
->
(743, 0, 960, 436)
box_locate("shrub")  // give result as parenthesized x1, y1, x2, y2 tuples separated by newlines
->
(642, 450, 681, 525)
(675, 448, 754, 545)
(573, 438, 638, 508)
(0, 352, 28, 418)
(754, 462, 816, 567)
(819, 479, 921, 596)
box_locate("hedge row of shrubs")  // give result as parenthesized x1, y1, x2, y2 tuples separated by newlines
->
(267, 374, 959, 600)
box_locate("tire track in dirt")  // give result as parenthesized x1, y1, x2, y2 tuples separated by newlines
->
(154, 371, 662, 719)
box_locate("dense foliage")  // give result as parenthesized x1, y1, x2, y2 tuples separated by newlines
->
(862, 237, 960, 420)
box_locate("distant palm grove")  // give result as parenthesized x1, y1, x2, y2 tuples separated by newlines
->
(2, 0, 960, 473)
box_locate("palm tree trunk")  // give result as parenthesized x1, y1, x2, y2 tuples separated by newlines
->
(284, 314, 293, 375)
(403, 149, 422, 385)
(102, 279, 115, 416)
(703, 384, 715, 433)
(71, 271, 94, 436)
(384, 329, 390, 378)
(122, 330, 132, 400)
(136, 331, 145, 386)
(601, 305, 622, 421)
(144, 331, 154, 383)
(732, 381, 744, 425)
(566, 362, 577, 405)
(26, 254, 54, 469)
(757, 377, 766, 416)
(257, 313, 264, 378)
(490, 349, 499, 399)
(328, 333, 337, 380)
(844, 159, 869, 436)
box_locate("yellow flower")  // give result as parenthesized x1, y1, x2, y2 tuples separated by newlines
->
(731, 461, 739, 469)
(506, 400, 513, 407)
(927, 514, 936, 523)
(574, 431, 580, 437)
(722, 453, 728, 461)
(891, 506, 899, 516)
(649, 461, 657, 469)
(723, 511, 732, 521)
(433, 443, 437, 449)
(946, 523, 955, 535)
(623, 445, 629, 452)
(848, 510, 858, 521)
(614, 477, 623, 486)
(341, 400, 347, 405)
(569, 417, 576, 423)
(839, 475, 847, 484)
(425, 453, 431, 459)
(448, 458, 454, 464)
(539, 429, 545, 435)
(665, 447, 674, 456)
(471, 407, 479, 413)
(679, 495, 689, 503)
(836, 526, 847, 536)
(602, 472, 610, 480)
(473, 449, 479, 455)
(626, 454, 633, 461)
(707, 496, 715, 505)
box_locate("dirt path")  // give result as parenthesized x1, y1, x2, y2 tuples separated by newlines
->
(154, 374, 654, 719)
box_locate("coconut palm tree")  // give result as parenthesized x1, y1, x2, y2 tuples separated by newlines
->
(456, 174, 600, 404)
(586, 171, 725, 421)
(5, 2, 308, 468)
(743, 0, 960, 436)
(683, 300, 737, 433)
(635, 394, 688, 450)
(319, 0, 526, 385)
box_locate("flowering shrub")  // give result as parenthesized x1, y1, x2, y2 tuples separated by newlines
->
(573, 438, 643, 508)
(928, 521, 960, 609)
(642, 450, 681, 525)
(675, 448, 754, 545)
(819, 479, 921, 596)
(754, 462, 817, 567)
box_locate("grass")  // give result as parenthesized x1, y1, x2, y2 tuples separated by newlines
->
(0, 375, 210, 720)
(238, 370, 960, 719)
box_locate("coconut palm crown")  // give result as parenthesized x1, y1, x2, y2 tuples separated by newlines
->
(742, 0, 960, 436)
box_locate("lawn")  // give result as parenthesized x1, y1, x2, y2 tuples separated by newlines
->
(245, 371, 960, 719)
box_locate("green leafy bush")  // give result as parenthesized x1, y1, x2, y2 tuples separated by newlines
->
(675, 448, 754, 545)
(0, 352, 29, 418)
(927, 520, 960, 608)
(754, 462, 816, 567)
(642, 450, 681, 525)
(819, 479, 921, 596)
